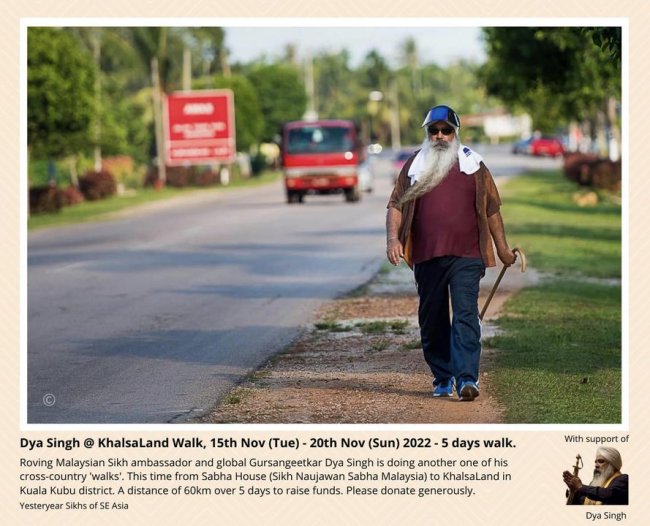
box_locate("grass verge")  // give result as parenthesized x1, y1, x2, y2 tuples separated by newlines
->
(491, 170, 621, 423)
(28, 170, 281, 230)
(500, 170, 621, 278)
(486, 280, 621, 423)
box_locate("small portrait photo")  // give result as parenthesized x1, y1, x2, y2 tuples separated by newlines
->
(563, 447, 628, 505)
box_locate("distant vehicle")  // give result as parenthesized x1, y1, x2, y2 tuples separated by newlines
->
(530, 136, 564, 157)
(512, 137, 533, 155)
(280, 119, 363, 204)
(367, 143, 383, 155)
(357, 160, 374, 193)
(392, 148, 416, 182)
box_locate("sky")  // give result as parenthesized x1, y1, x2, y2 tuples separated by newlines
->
(223, 26, 486, 68)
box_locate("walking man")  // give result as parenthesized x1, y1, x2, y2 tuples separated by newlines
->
(386, 105, 515, 401)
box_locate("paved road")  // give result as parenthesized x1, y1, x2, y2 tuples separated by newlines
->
(27, 146, 560, 424)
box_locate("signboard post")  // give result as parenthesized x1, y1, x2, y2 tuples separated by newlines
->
(164, 90, 236, 167)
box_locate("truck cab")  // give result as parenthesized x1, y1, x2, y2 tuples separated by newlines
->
(280, 119, 363, 204)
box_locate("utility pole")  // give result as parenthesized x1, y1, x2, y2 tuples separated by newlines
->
(389, 79, 401, 150)
(219, 47, 231, 78)
(151, 57, 166, 187)
(368, 91, 383, 144)
(182, 47, 192, 91)
(303, 52, 317, 120)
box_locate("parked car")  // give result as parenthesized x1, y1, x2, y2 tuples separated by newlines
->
(512, 137, 533, 154)
(530, 136, 564, 157)
(392, 149, 415, 182)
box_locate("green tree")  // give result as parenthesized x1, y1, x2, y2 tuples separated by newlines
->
(357, 50, 392, 143)
(359, 49, 391, 91)
(247, 64, 307, 141)
(84, 28, 223, 164)
(128, 27, 174, 90)
(584, 27, 621, 61)
(182, 28, 226, 78)
(396, 62, 447, 145)
(193, 74, 263, 151)
(480, 27, 621, 143)
(400, 37, 421, 95)
(100, 86, 151, 162)
(313, 50, 355, 119)
(70, 28, 151, 168)
(28, 27, 96, 159)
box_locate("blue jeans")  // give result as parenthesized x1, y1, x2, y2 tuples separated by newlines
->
(413, 256, 485, 387)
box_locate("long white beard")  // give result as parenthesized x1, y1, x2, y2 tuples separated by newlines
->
(399, 135, 459, 205)
(590, 464, 616, 487)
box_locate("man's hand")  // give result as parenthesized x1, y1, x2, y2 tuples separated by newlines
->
(562, 471, 583, 492)
(386, 238, 404, 266)
(497, 247, 517, 267)
(386, 207, 403, 266)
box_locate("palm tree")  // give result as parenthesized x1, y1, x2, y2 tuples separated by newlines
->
(401, 37, 421, 95)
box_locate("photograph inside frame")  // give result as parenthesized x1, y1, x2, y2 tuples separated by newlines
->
(24, 23, 623, 426)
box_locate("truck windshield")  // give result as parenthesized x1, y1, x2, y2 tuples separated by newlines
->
(286, 125, 354, 154)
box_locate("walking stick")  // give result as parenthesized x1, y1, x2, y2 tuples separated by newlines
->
(479, 247, 527, 321)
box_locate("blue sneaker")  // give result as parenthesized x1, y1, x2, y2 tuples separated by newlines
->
(433, 380, 454, 397)
(458, 380, 479, 401)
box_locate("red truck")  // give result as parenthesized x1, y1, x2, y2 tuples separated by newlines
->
(280, 119, 363, 204)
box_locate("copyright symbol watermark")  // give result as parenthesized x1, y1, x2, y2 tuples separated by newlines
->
(42, 393, 56, 407)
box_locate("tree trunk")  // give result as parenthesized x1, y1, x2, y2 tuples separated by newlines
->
(605, 96, 621, 162)
(595, 110, 608, 157)
(182, 47, 191, 91)
(389, 79, 401, 150)
(220, 48, 231, 78)
(93, 29, 103, 173)
(69, 156, 79, 188)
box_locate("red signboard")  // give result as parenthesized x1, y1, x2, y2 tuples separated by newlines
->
(164, 90, 236, 166)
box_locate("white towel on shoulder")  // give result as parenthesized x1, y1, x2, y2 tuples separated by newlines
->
(407, 143, 483, 185)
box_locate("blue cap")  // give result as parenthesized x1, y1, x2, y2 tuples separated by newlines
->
(421, 105, 460, 128)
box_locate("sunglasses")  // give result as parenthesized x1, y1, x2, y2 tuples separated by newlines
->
(427, 125, 455, 136)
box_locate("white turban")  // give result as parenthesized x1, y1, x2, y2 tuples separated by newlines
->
(597, 447, 622, 470)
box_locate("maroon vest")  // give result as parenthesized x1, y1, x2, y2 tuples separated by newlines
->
(411, 162, 481, 265)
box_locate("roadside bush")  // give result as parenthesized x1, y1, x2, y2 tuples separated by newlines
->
(29, 185, 61, 214)
(563, 153, 621, 191)
(145, 165, 222, 187)
(194, 169, 221, 186)
(591, 160, 622, 191)
(164, 166, 191, 188)
(78, 169, 117, 200)
(145, 166, 191, 187)
(563, 153, 598, 185)
(58, 185, 85, 206)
